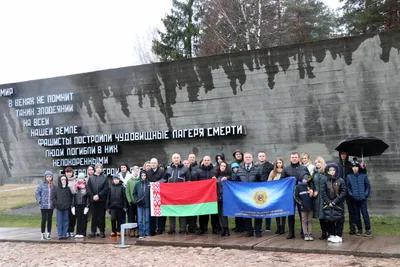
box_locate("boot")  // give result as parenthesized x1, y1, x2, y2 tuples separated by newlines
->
(275, 226, 281, 234)
(286, 232, 295, 239)
(220, 227, 226, 237)
(225, 227, 230, 236)
(46, 232, 52, 240)
(279, 226, 285, 235)
(319, 232, 327, 240)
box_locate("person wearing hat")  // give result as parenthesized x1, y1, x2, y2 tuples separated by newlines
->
(87, 163, 109, 238)
(35, 170, 55, 240)
(53, 174, 73, 240)
(346, 161, 372, 237)
(72, 172, 89, 238)
(107, 173, 127, 237)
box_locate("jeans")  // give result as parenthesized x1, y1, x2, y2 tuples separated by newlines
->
(56, 209, 69, 238)
(138, 206, 150, 237)
(353, 200, 371, 231)
(40, 209, 53, 233)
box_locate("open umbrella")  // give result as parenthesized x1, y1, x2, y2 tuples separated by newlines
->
(335, 136, 389, 161)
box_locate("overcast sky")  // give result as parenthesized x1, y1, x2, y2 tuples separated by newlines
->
(0, 0, 343, 85)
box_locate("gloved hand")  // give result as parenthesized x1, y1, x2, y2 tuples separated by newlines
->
(83, 207, 89, 215)
(123, 208, 128, 212)
(71, 207, 75, 215)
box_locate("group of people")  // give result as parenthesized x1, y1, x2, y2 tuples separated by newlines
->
(35, 149, 372, 243)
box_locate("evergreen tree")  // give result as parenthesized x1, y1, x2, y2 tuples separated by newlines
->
(152, 0, 202, 61)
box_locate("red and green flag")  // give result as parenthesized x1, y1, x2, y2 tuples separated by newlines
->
(151, 179, 218, 216)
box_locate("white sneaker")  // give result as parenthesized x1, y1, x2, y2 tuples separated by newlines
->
(327, 235, 334, 242)
(331, 236, 341, 243)
(335, 236, 343, 243)
(69, 232, 75, 238)
(45, 232, 52, 240)
(41, 233, 45, 240)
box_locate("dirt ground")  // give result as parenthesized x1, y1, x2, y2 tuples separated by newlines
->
(0, 242, 399, 267)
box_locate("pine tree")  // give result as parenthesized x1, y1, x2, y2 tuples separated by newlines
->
(152, 0, 202, 61)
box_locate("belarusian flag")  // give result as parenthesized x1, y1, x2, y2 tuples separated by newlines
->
(150, 179, 218, 217)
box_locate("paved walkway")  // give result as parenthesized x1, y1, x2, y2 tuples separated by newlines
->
(0, 228, 399, 258)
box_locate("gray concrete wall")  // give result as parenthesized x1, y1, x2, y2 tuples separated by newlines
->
(0, 31, 399, 215)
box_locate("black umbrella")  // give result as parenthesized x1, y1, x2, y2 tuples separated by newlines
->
(335, 136, 389, 161)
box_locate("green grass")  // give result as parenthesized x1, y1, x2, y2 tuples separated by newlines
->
(0, 214, 399, 235)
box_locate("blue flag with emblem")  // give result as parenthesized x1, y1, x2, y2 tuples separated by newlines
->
(222, 177, 296, 218)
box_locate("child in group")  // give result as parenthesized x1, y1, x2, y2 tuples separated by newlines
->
(133, 171, 151, 238)
(126, 166, 140, 237)
(346, 160, 372, 237)
(294, 174, 314, 241)
(322, 163, 346, 243)
(107, 173, 127, 237)
(65, 167, 77, 238)
(35, 170, 55, 240)
(53, 175, 73, 240)
(72, 172, 89, 238)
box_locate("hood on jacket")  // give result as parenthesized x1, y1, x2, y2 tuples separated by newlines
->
(231, 162, 240, 170)
(215, 153, 226, 164)
(58, 175, 69, 187)
(232, 149, 243, 159)
(43, 170, 53, 182)
(326, 163, 340, 180)
(338, 151, 349, 162)
(118, 163, 131, 173)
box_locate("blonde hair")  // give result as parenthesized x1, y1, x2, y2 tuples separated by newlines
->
(314, 156, 326, 173)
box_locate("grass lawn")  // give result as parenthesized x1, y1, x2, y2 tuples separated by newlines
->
(0, 214, 399, 235)
(0, 184, 37, 212)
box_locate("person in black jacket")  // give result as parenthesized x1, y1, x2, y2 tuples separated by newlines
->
(237, 153, 263, 238)
(193, 156, 217, 235)
(215, 161, 231, 236)
(215, 152, 225, 167)
(107, 173, 127, 237)
(294, 174, 314, 241)
(322, 163, 346, 243)
(281, 152, 310, 239)
(164, 153, 191, 235)
(53, 175, 73, 240)
(87, 163, 109, 238)
(256, 151, 274, 231)
(72, 172, 89, 238)
(134, 171, 151, 238)
(147, 158, 166, 235)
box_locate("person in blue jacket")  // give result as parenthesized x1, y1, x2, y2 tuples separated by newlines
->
(346, 160, 372, 237)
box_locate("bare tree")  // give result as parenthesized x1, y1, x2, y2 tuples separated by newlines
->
(133, 26, 160, 64)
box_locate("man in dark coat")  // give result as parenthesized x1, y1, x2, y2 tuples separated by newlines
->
(231, 149, 244, 168)
(147, 158, 166, 235)
(237, 152, 263, 238)
(164, 153, 191, 235)
(280, 152, 310, 239)
(256, 151, 274, 231)
(193, 156, 217, 235)
(87, 163, 109, 238)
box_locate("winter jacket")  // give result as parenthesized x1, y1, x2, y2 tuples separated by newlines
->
(216, 171, 230, 201)
(346, 172, 371, 201)
(119, 171, 133, 187)
(193, 164, 216, 181)
(35, 171, 55, 209)
(146, 167, 165, 183)
(258, 161, 274, 181)
(321, 163, 346, 222)
(125, 176, 140, 204)
(338, 156, 353, 182)
(164, 163, 191, 183)
(311, 169, 327, 219)
(294, 182, 313, 212)
(87, 172, 109, 202)
(189, 161, 200, 179)
(133, 179, 151, 208)
(73, 183, 89, 207)
(281, 163, 309, 184)
(237, 164, 260, 182)
(53, 177, 73, 211)
(215, 152, 226, 166)
(231, 149, 244, 168)
(107, 182, 127, 209)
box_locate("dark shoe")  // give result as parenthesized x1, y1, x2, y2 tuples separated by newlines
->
(279, 227, 285, 235)
(349, 228, 356, 235)
(286, 232, 295, 239)
(226, 228, 230, 236)
(364, 230, 372, 237)
(179, 230, 189, 235)
(212, 228, 218, 235)
(167, 230, 175, 235)
(232, 227, 237, 231)
(88, 232, 96, 238)
(300, 232, 305, 240)
(58, 237, 63, 240)
(245, 232, 254, 237)
(220, 228, 226, 237)
(196, 229, 205, 235)
(275, 226, 281, 234)
(150, 231, 157, 236)
(100, 232, 106, 238)
(237, 228, 244, 233)
(356, 230, 362, 236)
(265, 227, 271, 232)
(319, 233, 327, 240)
(256, 233, 262, 238)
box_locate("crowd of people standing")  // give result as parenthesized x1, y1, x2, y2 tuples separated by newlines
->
(35, 149, 372, 243)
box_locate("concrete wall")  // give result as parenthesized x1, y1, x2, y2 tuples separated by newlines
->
(0, 31, 399, 215)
